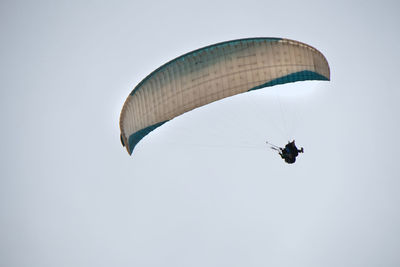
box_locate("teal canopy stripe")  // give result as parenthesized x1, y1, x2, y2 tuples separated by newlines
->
(249, 70, 329, 92)
(127, 121, 168, 155)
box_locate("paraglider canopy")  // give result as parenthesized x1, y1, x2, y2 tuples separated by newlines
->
(119, 37, 330, 155)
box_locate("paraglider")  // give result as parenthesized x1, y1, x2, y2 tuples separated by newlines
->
(267, 140, 304, 164)
(119, 37, 330, 155)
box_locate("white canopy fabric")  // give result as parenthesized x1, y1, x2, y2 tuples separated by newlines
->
(120, 38, 330, 155)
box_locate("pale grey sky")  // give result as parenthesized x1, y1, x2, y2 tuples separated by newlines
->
(1, 0, 400, 266)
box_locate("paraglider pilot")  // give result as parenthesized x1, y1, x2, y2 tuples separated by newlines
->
(278, 140, 304, 164)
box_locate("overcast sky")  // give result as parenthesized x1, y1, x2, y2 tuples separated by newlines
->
(1, 0, 400, 266)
